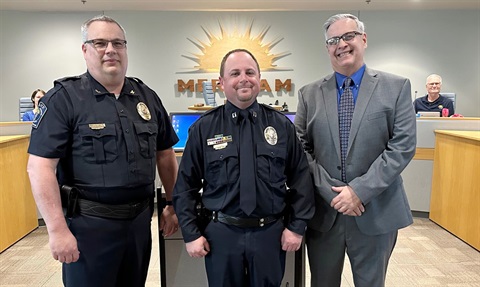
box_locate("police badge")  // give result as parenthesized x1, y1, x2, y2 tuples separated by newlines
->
(137, 102, 151, 121)
(264, 126, 278, 145)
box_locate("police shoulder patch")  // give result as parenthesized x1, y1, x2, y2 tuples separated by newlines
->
(32, 102, 47, 129)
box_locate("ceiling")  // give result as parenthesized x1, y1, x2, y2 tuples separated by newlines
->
(1, 0, 479, 12)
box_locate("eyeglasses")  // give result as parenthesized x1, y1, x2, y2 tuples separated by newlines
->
(427, 82, 441, 86)
(84, 39, 127, 50)
(326, 31, 363, 46)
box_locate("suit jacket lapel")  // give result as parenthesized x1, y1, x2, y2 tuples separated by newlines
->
(348, 68, 379, 153)
(322, 75, 341, 158)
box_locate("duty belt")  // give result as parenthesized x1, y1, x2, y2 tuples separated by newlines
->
(77, 198, 150, 220)
(213, 211, 282, 228)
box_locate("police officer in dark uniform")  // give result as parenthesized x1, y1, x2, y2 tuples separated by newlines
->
(173, 49, 315, 287)
(26, 15, 179, 287)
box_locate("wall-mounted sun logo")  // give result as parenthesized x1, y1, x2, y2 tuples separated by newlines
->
(179, 20, 292, 73)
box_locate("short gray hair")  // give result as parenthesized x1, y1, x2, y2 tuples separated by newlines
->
(426, 74, 442, 84)
(323, 13, 365, 40)
(81, 15, 126, 43)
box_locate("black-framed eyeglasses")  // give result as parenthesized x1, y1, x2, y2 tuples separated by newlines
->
(326, 31, 363, 46)
(84, 39, 127, 50)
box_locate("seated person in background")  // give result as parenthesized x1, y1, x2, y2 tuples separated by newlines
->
(413, 74, 455, 116)
(22, 89, 45, 121)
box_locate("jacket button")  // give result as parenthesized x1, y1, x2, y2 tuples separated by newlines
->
(337, 166, 341, 170)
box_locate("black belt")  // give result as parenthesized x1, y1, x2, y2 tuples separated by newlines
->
(77, 198, 150, 220)
(213, 211, 282, 228)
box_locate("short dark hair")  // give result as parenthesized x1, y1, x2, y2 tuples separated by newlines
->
(219, 49, 260, 77)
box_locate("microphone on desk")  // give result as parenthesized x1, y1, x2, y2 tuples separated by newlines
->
(415, 90, 418, 98)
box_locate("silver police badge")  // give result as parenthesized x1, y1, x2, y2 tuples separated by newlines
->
(137, 102, 151, 121)
(264, 126, 278, 145)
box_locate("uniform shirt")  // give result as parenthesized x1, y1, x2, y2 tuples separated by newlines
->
(413, 94, 455, 116)
(28, 71, 178, 203)
(173, 101, 314, 243)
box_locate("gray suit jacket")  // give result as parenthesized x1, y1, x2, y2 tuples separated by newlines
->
(296, 67, 416, 236)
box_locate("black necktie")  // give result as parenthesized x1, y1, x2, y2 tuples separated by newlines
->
(239, 110, 256, 215)
(338, 78, 354, 182)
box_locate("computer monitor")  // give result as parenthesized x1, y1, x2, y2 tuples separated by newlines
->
(170, 112, 202, 151)
(284, 112, 295, 123)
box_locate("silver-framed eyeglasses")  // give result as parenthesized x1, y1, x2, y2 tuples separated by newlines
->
(326, 31, 363, 46)
(84, 39, 127, 50)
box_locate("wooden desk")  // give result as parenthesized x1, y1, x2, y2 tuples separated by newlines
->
(429, 130, 479, 250)
(0, 135, 38, 252)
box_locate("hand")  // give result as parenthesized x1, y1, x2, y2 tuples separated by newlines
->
(49, 228, 80, 264)
(330, 185, 365, 216)
(186, 236, 210, 258)
(159, 205, 179, 237)
(281, 228, 303, 252)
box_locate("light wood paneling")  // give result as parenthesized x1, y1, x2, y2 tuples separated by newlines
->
(413, 147, 435, 160)
(429, 130, 480, 251)
(0, 135, 38, 252)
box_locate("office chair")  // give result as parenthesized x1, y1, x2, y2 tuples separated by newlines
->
(441, 93, 456, 110)
(19, 97, 34, 121)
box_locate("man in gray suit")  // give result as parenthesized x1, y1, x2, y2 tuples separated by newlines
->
(295, 13, 416, 287)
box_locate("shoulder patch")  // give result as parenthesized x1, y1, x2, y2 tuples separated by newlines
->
(32, 102, 47, 129)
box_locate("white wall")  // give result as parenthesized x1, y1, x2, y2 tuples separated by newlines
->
(1, 10, 479, 121)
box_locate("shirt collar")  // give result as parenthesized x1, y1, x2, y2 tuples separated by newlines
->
(86, 71, 139, 98)
(225, 100, 259, 124)
(335, 64, 366, 90)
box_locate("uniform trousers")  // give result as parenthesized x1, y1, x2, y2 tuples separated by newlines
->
(306, 213, 397, 287)
(63, 205, 153, 287)
(204, 219, 286, 287)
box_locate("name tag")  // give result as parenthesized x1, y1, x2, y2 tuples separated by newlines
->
(89, 123, 106, 130)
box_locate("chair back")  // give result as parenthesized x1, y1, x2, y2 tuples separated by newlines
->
(442, 93, 456, 110)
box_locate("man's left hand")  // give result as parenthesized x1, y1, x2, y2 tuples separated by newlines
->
(330, 185, 365, 216)
(160, 205, 178, 236)
(281, 228, 303, 252)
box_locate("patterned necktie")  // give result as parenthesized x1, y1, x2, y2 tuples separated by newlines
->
(239, 110, 256, 215)
(338, 77, 354, 182)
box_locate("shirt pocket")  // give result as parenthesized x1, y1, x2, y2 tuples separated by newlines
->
(256, 143, 287, 184)
(133, 122, 158, 158)
(205, 144, 239, 188)
(79, 123, 118, 164)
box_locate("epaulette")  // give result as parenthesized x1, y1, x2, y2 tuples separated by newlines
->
(54, 75, 82, 84)
(259, 103, 285, 120)
(127, 76, 144, 84)
(48, 84, 64, 95)
(202, 105, 223, 117)
(260, 103, 282, 113)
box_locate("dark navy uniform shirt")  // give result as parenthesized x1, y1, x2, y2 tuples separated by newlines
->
(173, 101, 314, 243)
(28, 72, 178, 204)
(413, 94, 455, 116)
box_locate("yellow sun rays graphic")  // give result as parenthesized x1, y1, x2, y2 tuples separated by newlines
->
(179, 20, 292, 73)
